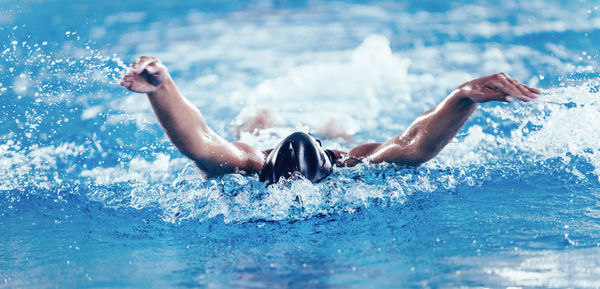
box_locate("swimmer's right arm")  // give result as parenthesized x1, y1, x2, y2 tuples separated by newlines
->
(120, 56, 265, 178)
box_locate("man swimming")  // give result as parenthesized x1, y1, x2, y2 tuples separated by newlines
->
(120, 56, 540, 184)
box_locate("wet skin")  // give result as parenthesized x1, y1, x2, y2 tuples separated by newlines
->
(120, 56, 540, 179)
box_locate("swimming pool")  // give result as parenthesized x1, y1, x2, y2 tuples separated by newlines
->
(1, 0, 600, 287)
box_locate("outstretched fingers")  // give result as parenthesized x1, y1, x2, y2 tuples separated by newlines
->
(458, 73, 542, 104)
(506, 76, 538, 99)
(495, 73, 540, 102)
(524, 84, 542, 95)
(506, 78, 537, 101)
(493, 77, 529, 102)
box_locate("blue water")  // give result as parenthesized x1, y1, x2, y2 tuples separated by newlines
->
(2, 0, 600, 288)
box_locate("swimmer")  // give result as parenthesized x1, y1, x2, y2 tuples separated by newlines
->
(120, 56, 541, 184)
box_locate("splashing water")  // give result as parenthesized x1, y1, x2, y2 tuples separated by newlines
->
(2, 0, 600, 288)
(3, 33, 598, 224)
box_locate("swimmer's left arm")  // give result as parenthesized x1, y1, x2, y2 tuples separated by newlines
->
(346, 73, 540, 166)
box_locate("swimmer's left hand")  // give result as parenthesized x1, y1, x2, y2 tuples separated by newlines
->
(454, 73, 541, 103)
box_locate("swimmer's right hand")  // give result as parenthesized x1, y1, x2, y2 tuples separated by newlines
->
(120, 56, 169, 94)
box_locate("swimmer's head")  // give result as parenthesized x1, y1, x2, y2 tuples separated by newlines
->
(259, 132, 336, 185)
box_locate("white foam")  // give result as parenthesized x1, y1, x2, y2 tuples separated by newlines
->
(230, 35, 410, 138)
(0, 142, 86, 190)
(434, 83, 600, 182)
(3, 1, 600, 224)
(80, 153, 190, 186)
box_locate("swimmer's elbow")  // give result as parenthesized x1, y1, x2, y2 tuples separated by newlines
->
(188, 145, 264, 178)
(176, 147, 206, 164)
(368, 148, 433, 167)
(408, 154, 434, 166)
(191, 158, 237, 179)
(390, 153, 431, 167)
(391, 144, 438, 167)
(408, 144, 440, 166)
(192, 161, 227, 179)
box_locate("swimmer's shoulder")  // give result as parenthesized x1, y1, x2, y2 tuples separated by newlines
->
(326, 149, 347, 167)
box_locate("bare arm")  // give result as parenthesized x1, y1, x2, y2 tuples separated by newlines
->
(346, 73, 541, 166)
(120, 56, 265, 178)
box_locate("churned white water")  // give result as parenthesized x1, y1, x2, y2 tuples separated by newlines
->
(1, 1, 600, 288)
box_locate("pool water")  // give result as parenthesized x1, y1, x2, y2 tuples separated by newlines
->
(1, 0, 600, 288)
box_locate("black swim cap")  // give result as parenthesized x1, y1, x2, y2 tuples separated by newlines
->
(259, 132, 336, 185)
